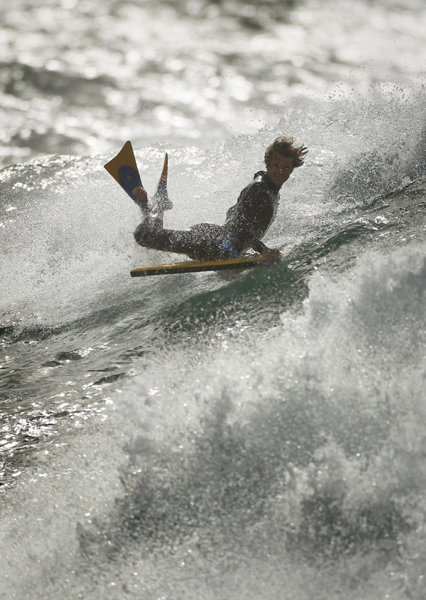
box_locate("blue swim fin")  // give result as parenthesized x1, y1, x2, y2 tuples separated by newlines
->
(149, 153, 173, 216)
(117, 164, 143, 200)
(104, 141, 144, 201)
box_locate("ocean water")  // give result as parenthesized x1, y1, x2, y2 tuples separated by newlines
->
(2, 0, 426, 598)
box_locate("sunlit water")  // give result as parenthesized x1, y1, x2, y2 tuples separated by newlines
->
(1, 0, 426, 599)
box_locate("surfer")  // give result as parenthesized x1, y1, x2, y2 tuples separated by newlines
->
(132, 137, 307, 261)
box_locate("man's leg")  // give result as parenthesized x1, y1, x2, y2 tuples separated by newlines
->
(132, 185, 168, 230)
(134, 222, 226, 260)
(134, 222, 188, 253)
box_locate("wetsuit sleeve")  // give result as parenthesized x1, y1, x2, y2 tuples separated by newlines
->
(226, 181, 270, 253)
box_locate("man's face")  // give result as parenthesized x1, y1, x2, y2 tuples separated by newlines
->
(266, 153, 294, 188)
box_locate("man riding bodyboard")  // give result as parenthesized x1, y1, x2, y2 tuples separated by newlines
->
(117, 137, 307, 262)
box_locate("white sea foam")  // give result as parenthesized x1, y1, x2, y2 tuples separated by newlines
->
(2, 241, 426, 599)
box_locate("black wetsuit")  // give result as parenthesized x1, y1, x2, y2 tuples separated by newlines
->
(134, 171, 280, 260)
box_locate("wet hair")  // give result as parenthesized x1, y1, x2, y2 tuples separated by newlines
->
(264, 136, 308, 168)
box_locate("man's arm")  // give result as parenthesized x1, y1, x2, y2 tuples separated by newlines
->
(248, 233, 282, 259)
(261, 247, 282, 260)
(226, 180, 281, 258)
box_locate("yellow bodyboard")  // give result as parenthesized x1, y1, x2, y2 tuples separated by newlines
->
(130, 255, 273, 277)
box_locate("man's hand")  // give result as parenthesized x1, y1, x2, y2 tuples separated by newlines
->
(261, 247, 282, 260)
